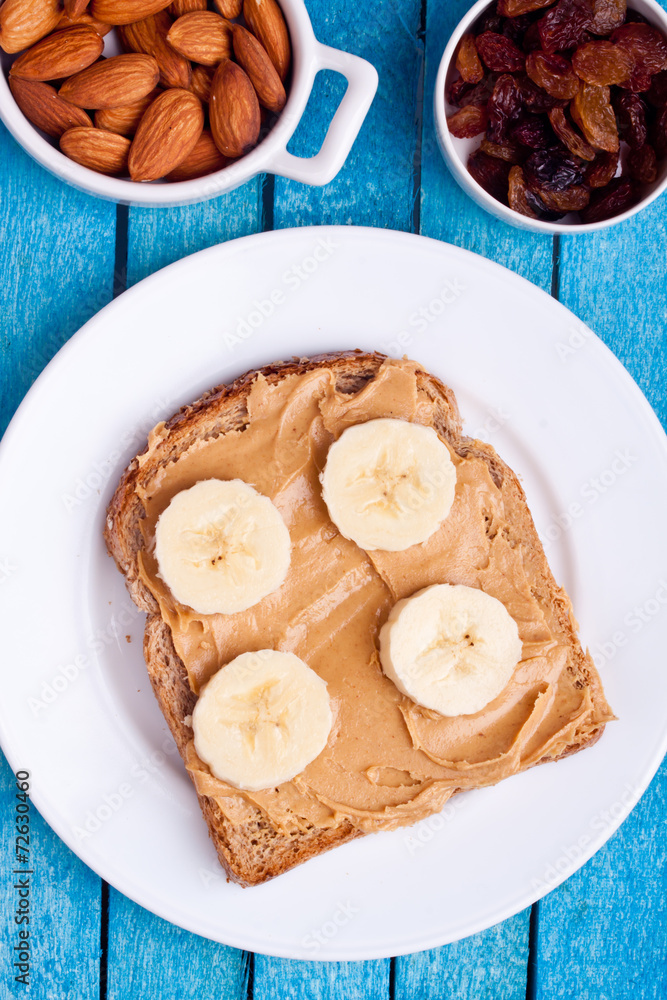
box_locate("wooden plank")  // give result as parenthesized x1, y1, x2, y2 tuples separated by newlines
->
(394, 909, 531, 1000)
(272, 0, 424, 232)
(0, 123, 117, 436)
(557, 207, 667, 426)
(0, 750, 101, 999)
(420, 0, 553, 292)
(253, 957, 390, 1000)
(106, 890, 249, 1000)
(0, 123, 117, 996)
(534, 757, 667, 999)
(126, 180, 264, 288)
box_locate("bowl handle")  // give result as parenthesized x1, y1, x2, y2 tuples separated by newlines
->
(266, 42, 378, 186)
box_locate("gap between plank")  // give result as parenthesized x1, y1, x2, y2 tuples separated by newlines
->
(262, 174, 275, 233)
(99, 881, 109, 1000)
(412, 0, 428, 234)
(389, 956, 397, 998)
(550, 234, 560, 300)
(113, 204, 129, 299)
(246, 951, 255, 999)
(525, 900, 540, 999)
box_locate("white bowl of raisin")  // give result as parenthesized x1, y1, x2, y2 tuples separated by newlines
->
(434, 0, 667, 231)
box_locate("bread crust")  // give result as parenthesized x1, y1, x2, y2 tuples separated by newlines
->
(105, 351, 609, 886)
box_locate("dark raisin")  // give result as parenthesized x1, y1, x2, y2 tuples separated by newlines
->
(476, 31, 527, 72)
(580, 176, 638, 220)
(613, 91, 647, 148)
(586, 149, 619, 186)
(467, 149, 513, 202)
(522, 22, 543, 52)
(524, 146, 587, 189)
(627, 142, 658, 182)
(498, 0, 558, 14)
(508, 164, 540, 216)
(510, 112, 555, 147)
(447, 76, 471, 107)
(502, 14, 534, 45)
(476, 11, 504, 34)
(647, 70, 667, 107)
(651, 103, 667, 157)
(538, 0, 594, 53)
(487, 73, 523, 142)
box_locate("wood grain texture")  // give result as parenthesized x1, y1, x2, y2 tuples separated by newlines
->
(394, 909, 531, 999)
(253, 957, 390, 999)
(272, 0, 424, 231)
(106, 889, 249, 999)
(534, 757, 667, 999)
(0, 123, 117, 437)
(420, 0, 554, 292)
(0, 750, 101, 999)
(125, 179, 264, 287)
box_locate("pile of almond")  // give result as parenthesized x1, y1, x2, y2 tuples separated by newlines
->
(1, 0, 291, 182)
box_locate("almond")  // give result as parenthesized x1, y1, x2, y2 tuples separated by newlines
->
(0, 0, 62, 55)
(169, 0, 206, 14)
(60, 126, 131, 174)
(166, 128, 228, 180)
(57, 11, 114, 36)
(167, 11, 232, 67)
(212, 0, 242, 17)
(60, 53, 160, 109)
(120, 11, 191, 90)
(209, 59, 260, 158)
(232, 24, 285, 113)
(9, 77, 93, 137)
(190, 64, 214, 102)
(94, 88, 160, 135)
(128, 87, 203, 181)
(10, 27, 105, 83)
(90, 0, 172, 26)
(242, 0, 290, 82)
(64, 0, 92, 16)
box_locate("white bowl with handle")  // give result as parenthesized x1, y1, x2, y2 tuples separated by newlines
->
(0, 0, 378, 206)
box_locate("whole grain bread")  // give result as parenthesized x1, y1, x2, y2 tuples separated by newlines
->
(105, 351, 612, 886)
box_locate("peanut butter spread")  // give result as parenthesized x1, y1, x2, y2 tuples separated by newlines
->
(135, 358, 613, 835)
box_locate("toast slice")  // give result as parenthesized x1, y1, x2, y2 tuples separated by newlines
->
(105, 351, 613, 886)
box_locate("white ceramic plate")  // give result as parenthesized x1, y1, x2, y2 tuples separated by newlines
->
(1, 227, 666, 961)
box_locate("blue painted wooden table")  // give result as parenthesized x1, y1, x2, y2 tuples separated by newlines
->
(1, 0, 666, 996)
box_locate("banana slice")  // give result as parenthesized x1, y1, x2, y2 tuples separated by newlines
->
(155, 479, 291, 615)
(379, 584, 522, 716)
(192, 650, 333, 791)
(320, 418, 456, 551)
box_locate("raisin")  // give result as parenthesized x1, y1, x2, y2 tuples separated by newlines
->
(590, 0, 626, 35)
(613, 91, 647, 148)
(487, 73, 523, 142)
(456, 34, 484, 84)
(480, 138, 525, 162)
(535, 184, 591, 209)
(572, 40, 633, 85)
(538, 0, 593, 54)
(510, 112, 555, 147)
(586, 149, 619, 186)
(447, 104, 489, 137)
(627, 142, 657, 182)
(476, 12, 504, 34)
(447, 76, 472, 107)
(498, 0, 557, 15)
(548, 106, 597, 158)
(518, 74, 569, 109)
(476, 31, 527, 72)
(580, 176, 637, 220)
(508, 164, 540, 216)
(468, 149, 513, 202)
(522, 22, 543, 52)
(526, 50, 581, 98)
(647, 70, 667, 107)
(651, 104, 667, 157)
(462, 75, 498, 108)
(571, 82, 619, 150)
(502, 14, 534, 45)
(612, 23, 667, 89)
(524, 147, 587, 189)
